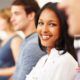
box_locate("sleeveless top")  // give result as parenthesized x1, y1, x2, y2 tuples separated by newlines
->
(0, 35, 18, 68)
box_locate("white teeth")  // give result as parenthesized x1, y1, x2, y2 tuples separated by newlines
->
(42, 36, 50, 39)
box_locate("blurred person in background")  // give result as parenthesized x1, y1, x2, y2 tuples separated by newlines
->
(0, 8, 23, 80)
(10, 0, 46, 80)
(58, 0, 80, 80)
(58, 0, 80, 37)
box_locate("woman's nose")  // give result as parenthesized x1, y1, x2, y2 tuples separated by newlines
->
(42, 25, 49, 33)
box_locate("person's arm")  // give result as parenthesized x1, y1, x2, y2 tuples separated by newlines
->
(0, 66, 16, 76)
(0, 36, 23, 76)
(76, 67, 80, 72)
(11, 36, 23, 62)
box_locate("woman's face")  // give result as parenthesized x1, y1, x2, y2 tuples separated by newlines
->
(37, 8, 60, 50)
(0, 17, 9, 31)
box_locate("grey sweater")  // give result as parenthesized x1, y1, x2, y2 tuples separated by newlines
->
(12, 33, 46, 80)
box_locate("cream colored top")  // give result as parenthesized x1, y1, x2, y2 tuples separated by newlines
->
(26, 48, 78, 80)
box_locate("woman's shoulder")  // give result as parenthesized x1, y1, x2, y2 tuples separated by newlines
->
(35, 54, 48, 66)
(60, 52, 78, 66)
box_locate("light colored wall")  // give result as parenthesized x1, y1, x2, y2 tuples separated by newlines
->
(36, 0, 61, 7)
(0, 0, 13, 9)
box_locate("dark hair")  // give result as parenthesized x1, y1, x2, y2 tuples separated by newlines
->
(12, 0, 40, 22)
(36, 2, 77, 61)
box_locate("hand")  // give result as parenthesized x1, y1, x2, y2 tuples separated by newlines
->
(76, 67, 80, 72)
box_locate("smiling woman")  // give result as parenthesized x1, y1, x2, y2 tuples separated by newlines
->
(37, 8, 60, 53)
(25, 2, 78, 80)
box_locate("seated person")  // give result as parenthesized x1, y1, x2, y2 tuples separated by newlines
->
(26, 2, 78, 80)
(0, 8, 23, 80)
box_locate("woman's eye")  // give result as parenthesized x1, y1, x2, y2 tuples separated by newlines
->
(38, 22, 44, 26)
(49, 23, 57, 27)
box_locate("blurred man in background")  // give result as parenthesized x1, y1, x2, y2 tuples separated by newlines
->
(10, 0, 45, 80)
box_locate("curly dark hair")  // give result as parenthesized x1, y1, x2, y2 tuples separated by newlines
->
(36, 2, 77, 61)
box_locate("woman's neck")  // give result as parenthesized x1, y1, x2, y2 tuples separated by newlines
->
(47, 46, 55, 55)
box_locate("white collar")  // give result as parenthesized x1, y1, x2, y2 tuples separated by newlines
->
(48, 48, 64, 62)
